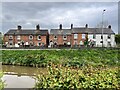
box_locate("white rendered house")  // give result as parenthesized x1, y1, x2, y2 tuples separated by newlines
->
(88, 25, 116, 47)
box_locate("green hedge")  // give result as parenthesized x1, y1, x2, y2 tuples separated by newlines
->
(35, 65, 119, 89)
(1, 49, 119, 67)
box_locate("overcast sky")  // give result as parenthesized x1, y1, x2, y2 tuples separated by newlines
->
(1, 1, 119, 34)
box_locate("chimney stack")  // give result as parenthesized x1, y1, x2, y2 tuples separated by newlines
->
(59, 24, 62, 30)
(36, 24, 40, 30)
(85, 24, 88, 28)
(71, 24, 73, 29)
(108, 25, 111, 29)
(17, 25, 22, 30)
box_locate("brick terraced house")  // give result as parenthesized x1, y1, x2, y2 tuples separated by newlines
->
(49, 24, 116, 47)
(3, 24, 116, 48)
(49, 24, 72, 47)
(4, 25, 49, 47)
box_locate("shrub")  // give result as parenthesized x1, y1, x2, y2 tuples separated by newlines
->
(35, 65, 119, 89)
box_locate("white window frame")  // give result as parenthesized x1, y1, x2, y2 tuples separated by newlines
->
(37, 35, 41, 40)
(9, 43, 13, 45)
(17, 35, 21, 40)
(29, 35, 33, 40)
(54, 35, 57, 39)
(79, 41, 83, 45)
(82, 34, 86, 39)
(9, 35, 13, 39)
(67, 42, 70, 45)
(38, 42, 41, 46)
(74, 34, 78, 39)
(29, 41, 33, 45)
(5, 42, 8, 44)
(63, 35, 67, 40)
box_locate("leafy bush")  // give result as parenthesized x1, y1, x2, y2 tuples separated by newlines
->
(1, 49, 119, 67)
(35, 64, 119, 89)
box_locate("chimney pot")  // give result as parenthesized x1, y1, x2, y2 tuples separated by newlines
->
(71, 24, 73, 29)
(59, 24, 62, 30)
(108, 25, 111, 29)
(36, 24, 40, 30)
(85, 24, 88, 28)
(17, 25, 22, 30)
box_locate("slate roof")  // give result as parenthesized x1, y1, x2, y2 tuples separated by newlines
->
(5, 29, 48, 35)
(72, 28, 115, 34)
(50, 28, 115, 35)
(50, 29, 72, 35)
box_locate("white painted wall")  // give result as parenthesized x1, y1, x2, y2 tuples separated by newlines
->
(111, 34, 116, 47)
(88, 34, 116, 47)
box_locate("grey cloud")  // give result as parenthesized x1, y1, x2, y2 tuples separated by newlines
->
(2, 2, 118, 33)
(1, 0, 120, 2)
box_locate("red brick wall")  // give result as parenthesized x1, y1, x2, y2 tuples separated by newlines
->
(4, 35, 48, 46)
(49, 34, 72, 45)
(71, 33, 88, 46)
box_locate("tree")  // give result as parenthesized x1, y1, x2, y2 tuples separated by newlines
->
(115, 34, 120, 44)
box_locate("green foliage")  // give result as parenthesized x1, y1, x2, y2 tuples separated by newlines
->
(115, 34, 120, 44)
(1, 49, 119, 67)
(0, 72, 4, 89)
(35, 65, 119, 89)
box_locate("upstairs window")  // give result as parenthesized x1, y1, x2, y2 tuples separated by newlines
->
(29, 35, 33, 40)
(17, 35, 21, 40)
(37, 35, 41, 40)
(63, 35, 67, 40)
(9, 35, 13, 40)
(74, 34, 78, 39)
(82, 34, 85, 39)
(54, 36, 57, 39)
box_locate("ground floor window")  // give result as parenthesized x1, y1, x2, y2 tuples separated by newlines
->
(38, 42, 41, 46)
(100, 41, 103, 43)
(9, 41, 13, 46)
(74, 41, 78, 45)
(25, 42, 29, 45)
(29, 41, 33, 46)
(79, 41, 83, 45)
(9, 43, 13, 45)
(18, 42, 21, 45)
(67, 42, 70, 45)
(108, 42, 111, 47)
(5, 42, 8, 45)
(63, 42, 67, 45)
(54, 42, 57, 45)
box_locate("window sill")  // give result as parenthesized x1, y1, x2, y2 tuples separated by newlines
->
(38, 39, 41, 40)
